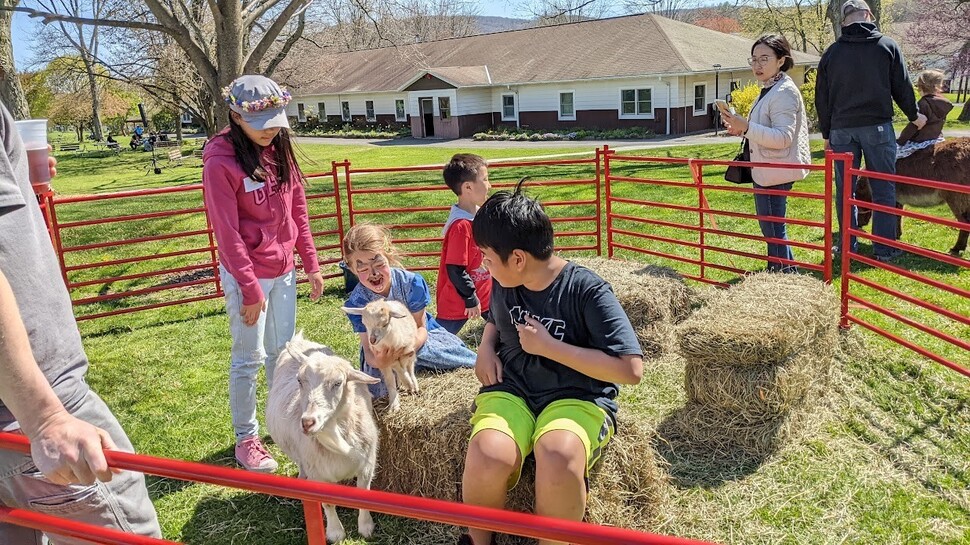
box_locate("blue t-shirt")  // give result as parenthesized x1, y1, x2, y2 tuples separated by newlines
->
(344, 267, 442, 333)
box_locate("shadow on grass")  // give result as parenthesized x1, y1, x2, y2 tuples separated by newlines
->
(653, 407, 773, 489)
(840, 356, 970, 507)
(81, 305, 227, 338)
(147, 441, 241, 500)
(180, 492, 309, 545)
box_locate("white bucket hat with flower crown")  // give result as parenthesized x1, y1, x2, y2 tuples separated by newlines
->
(222, 75, 292, 130)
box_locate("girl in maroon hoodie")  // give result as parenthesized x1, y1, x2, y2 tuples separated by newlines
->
(202, 75, 324, 473)
(896, 69, 954, 159)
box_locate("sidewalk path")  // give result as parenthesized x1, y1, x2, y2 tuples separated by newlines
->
(294, 127, 970, 165)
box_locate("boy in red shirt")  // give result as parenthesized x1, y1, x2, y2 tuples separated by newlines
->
(435, 154, 492, 335)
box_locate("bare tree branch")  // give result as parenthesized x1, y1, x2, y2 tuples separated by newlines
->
(2, 5, 169, 32)
(264, 11, 305, 76)
(243, 0, 312, 72)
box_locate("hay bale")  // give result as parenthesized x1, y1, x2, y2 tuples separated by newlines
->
(570, 258, 696, 357)
(373, 368, 478, 502)
(676, 273, 839, 366)
(659, 401, 805, 459)
(374, 369, 665, 543)
(683, 348, 833, 418)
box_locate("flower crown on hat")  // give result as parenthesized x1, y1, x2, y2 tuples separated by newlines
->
(221, 85, 292, 113)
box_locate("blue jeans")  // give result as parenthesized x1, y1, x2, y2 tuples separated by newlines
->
(221, 265, 297, 441)
(753, 182, 796, 272)
(0, 391, 161, 543)
(436, 310, 491, 336)
(830, 122, 899, 257)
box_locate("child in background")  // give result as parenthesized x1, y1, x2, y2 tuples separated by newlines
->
(896, 69, 953, 159)
(436, 153, 493, 335)
(458, 181, 643, 545)
(203, 74, 325, 473)
(342, 224, 476, 400)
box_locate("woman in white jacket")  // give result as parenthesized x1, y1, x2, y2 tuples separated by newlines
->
(722, 34, 811, 273)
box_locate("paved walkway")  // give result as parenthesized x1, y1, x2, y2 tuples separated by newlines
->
(294, 127, 970, 165)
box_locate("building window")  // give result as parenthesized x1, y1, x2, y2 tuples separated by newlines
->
(502, 94, 516, 121)
(620, 88, 652, 117)
(395, 99, 406, 121)
(694, 84, 707, 113)
(317, 102, 326, 119)
(341, 101, 351, 122)
(559, 91, 575, 120)
(730, 81, 740, 92)
(438, 97, 451, 120)
(365, 100, 376, 121)
(297, 103, 306, 122)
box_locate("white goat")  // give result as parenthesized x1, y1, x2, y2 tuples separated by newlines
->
(266, 332, 381, 543)
(342, 299, 419, 412)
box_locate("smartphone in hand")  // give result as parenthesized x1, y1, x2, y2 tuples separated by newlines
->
(714, 99, 735, 116)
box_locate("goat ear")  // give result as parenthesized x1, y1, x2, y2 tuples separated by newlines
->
(341, 306, 365, 316)
(389, 309, 409, 319)
(348, 369, 382, 385)
(284, 341, 307, 364)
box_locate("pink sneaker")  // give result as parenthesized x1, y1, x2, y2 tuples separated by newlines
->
(235, 436, 278, 473)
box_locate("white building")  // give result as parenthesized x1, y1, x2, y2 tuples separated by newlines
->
(286, 13, 820, 138)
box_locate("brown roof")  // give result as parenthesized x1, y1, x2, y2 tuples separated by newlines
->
(291, 13, 820, 96)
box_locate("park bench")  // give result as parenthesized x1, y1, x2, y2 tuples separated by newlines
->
(166, 148, 191, 165)
(192, 149, 204, 159)
(59, 143, 81, 153)
(154, 139, 180, 149)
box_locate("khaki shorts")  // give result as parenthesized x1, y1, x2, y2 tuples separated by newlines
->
(469, 391, 614, 488)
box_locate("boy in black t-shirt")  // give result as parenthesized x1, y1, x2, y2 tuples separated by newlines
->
(458, 181, 643, 545)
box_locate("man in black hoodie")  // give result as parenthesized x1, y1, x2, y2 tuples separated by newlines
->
(815, 0, 926, 262)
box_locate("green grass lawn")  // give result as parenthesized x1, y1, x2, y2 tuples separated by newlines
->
(45, 138, 970, 544)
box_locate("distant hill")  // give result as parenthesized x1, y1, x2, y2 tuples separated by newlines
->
(473, 15, 531, 34)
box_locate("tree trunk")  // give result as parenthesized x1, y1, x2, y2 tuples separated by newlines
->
(82, 55, 104, 141)
(960, 77, 970, 121)
(0, 0, 29, 119)
(210, 0, 244, 134)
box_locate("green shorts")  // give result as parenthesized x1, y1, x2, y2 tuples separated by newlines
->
(469, 391, 614, 488)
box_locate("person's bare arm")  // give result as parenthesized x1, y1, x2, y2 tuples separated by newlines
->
(0, 268, 117, 485)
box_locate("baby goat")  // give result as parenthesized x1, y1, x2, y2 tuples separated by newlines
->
(342, 299, 419, 412)
(266, 332, 380, 543)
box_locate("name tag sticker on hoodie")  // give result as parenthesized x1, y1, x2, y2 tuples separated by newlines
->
(243, 176, 265, 193)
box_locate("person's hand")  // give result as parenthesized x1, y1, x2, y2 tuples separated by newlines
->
(369, 342, 413, 370)
(913, 112, 928, 129)
(721, 111, 749, 136)
(465, 303, 482, 320)
(47, 145, 57, 179)
(515, 315, 554, 357)
(240, 299, 266, 326)
(308, 271, 325, 301)
(30, 410, 119, 486)
(474, 343, 502, 386)
(824, 139, 830, 150)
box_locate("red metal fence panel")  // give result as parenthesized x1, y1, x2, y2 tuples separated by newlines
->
(0, 432, 717, 545)
(42, 171, 344, 322)
(837, 158, 970, 377)
(602, 146, 834, 286)
(337, 155, 602, 272)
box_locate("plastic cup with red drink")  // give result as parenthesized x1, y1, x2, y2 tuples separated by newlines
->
(14, 119, 52, 193)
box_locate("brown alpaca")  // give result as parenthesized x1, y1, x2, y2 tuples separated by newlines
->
(855, 137, 970, 256)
